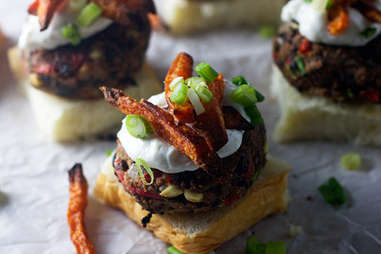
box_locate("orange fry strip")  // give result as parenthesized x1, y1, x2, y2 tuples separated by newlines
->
(28, 0, 39, 16)
(68, 164, 95, 254)
(36, 0, 65, 31)
(164, 52, 195, 124)
(194, 74, 228, 150)
(101, 87, 221, 173)
(327, 5, 350, 35)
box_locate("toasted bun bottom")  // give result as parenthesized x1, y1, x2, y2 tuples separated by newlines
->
(94, 155, 290, 254)
(271, 65, 381, 146)
(7, 47, 162, 142)
(154, 0, 283, 34)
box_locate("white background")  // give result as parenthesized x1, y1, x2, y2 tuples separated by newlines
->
(0, 1, 381, 253)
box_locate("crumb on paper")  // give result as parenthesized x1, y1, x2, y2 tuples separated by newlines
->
(288, 224, 303, 238)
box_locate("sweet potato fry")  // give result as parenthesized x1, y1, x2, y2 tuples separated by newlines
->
(92, 0, 156, 25)
(327, 5, 350, 35)
(194, 74, 228, 150)
(100, 87, 221, 173)
(35, 0, 65, 31)
(28, 0, 39, 16)
(164, 52, 195, 124)
(352, 1, 381, 22)
(68, 164, 95, 254)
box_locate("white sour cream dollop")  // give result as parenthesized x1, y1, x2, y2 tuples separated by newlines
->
(18, 7, 112, 51)
(117, 88, 248, 174)
(281, 0, 381, 46)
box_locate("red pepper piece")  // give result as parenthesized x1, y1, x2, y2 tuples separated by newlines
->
(299, 38, 311, 55)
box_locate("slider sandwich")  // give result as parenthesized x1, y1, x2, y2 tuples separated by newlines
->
(272, 0, 381, 145)
(153, 0, 284, 34)
(8, 0, 161, 142)
(95, 52, 290, 253)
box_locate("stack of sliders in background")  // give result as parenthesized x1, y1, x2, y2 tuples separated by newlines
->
(8, 0, 161, 142)
(271, 0, 381, 145)
(153, 0, 284, 34)
(94, 52, 290, 253)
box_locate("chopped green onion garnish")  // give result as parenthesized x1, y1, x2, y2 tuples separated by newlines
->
(125, 115, 152, 139)
(105, 149, 113, 157)
(245, 105, 263, 125)
(258, 25, 276, 38)
(318, 177, 346, 207)
(232, 76, 248, 86)
(231, 84, 258, 107)
(256, 90, 265, 102)
(169, 76, 185, 90)
(77, 2, 103, 27)
(340, 153, 362, 171)
(246, 236, 264, 254)
(136, 158, 154, 185)
(360, 27, 377, 39)
(303, 0, 313, 3)
(295, 57, 306, 76)
(170, 83, 188, 105)
(187, 77, 213, 103)
(61, 24, 81, 46)
(195, 62, 219, 83)
(167, 246, 184, 254)
(326, 0, 334, 9)
(265, 241, 286, 254)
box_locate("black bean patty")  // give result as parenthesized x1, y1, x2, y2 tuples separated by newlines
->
(273, 22, 381, 104)
(25, 13, 151, 100)
(112, 117, 266, 214)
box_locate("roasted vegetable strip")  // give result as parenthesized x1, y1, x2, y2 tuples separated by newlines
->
(223, 107, 253, 130)
(194, 75, 228, 150)
(68, 164, 95, 254)
(164, 52, 195, 124)
(30, 0, 66, 31)
(100, 87, 221, 173)
(92, 0, 156, 25)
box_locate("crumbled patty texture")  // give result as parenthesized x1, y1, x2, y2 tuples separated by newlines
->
(113, 115, 266, 214)
(26, 14, 151, 99)
(273, 22, 381, 104)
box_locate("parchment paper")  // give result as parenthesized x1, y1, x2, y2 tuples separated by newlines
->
(1, 1, 381, 253)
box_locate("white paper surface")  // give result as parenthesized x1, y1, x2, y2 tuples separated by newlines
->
(1, 1, 381, 253)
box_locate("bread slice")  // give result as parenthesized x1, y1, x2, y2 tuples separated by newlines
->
(94, 155, 290, 254)
(271, 65, 381, 146)
(7, 47, 162, 142)
(154, 0, 283, 34)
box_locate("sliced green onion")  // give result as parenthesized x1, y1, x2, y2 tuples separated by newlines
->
(256, 90, 265, 102)
(61, 24, 81, 46)
(135, 158, 154, 185)
(231, 84, 258, 107)
(167, 246, 184, 254)
(246, 236, 266, 254)
(303, 0, 313, 2)
(195, 62, 219, 83)
(360, 27, 377, 39)
(69, 0, 87, 12)
(169, 76, 185, 90)
(187, 88, 205, 115)
(232, 75, 248, 86)
(187, 77, 213, 103)
(125, 115, 152, 139)
(105, 149, 113, 157)
(295, 57, 306, 76)
(77, 3, 103, 27)
(326, 0, 334, 9)
(318, 177, 346, 207)
(265, 241, 286, 254)
(245, 105, 263, 125)
(170, 83, 188, 105)
(340, 153, 362, 171)
(258, 25, 276, 38)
